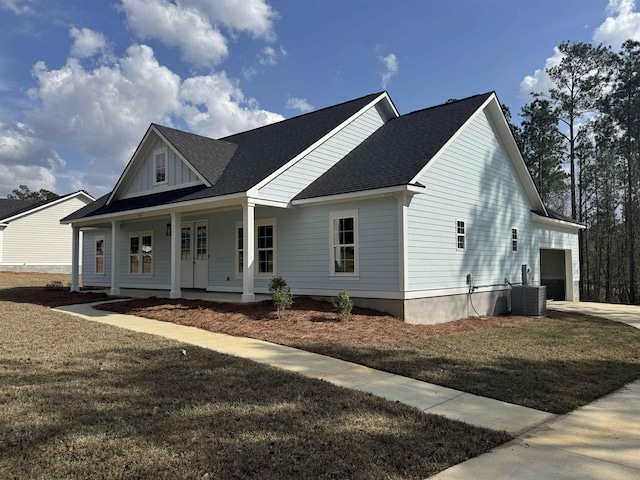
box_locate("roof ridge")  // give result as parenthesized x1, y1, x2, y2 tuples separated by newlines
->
(221, 91, 385, 140)
(152, 123, 238, 146)
(403, 91, 494, 117)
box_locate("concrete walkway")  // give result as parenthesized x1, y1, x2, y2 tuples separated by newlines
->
(53, 301, 553, 436)
(432, 301, 640, 480)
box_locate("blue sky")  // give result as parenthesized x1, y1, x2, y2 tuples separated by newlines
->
(0, 0, 638, 198)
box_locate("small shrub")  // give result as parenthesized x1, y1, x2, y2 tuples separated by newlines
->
(269, 276, 293, 319)
(333, 289, 353, 322)
(268, 276, 288, 294)
(45, 280, 67, 291)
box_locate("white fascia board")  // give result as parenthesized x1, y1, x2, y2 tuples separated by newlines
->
(248, 92, 397, 196)
(63, 191, 247, 226)
(409, 94, 495, 185)
(106, 125, 155, 205)
(530, 211, 585, 230)
(1, 191, 95, 224)
(291, 184, 425, 207)
(0, 223, 8, 229)
(485, 98, 547, 214)
(248, 197, 290, 209)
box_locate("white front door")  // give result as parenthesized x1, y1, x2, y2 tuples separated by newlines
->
(180, 221, 208, 289)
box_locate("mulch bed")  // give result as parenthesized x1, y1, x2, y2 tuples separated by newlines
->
(0, 286, 119, 307)
(96, 296, 532, 346)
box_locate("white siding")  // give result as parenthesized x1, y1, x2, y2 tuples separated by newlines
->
(407, 108, 579, 291)
(122, 137, 201, 197)
(258, 104, 390, 202)
(2, 197, 90, 266)
(206, 197, 400, 293)
(82, 229, 111, 287)
(82, 197, 400, 294)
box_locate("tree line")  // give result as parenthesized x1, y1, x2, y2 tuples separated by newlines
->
(509, 40, 640, 304)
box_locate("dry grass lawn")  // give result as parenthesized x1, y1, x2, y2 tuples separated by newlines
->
(0, 273, 511, 479)
(97, 296, 640, 414)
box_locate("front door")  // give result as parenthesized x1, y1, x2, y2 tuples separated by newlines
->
(180, 221, 208, 289)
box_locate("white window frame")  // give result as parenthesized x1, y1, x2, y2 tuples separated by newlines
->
(456, 219, 466, 251)
(129, 231, 154, 276)
(330, 209, 359, 278)
(95, 235, 105, 275)
(153, 147, 168, 186)
(235, 219, 277, 277)
(511, 228, 518, 253)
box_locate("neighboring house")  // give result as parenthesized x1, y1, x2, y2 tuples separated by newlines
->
(62, 92, 583, 323)
(0, 191, 95, 273)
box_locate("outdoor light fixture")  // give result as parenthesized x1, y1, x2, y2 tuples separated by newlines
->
(166, 223, 171, 236)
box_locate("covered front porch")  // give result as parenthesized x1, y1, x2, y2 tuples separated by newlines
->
(67, 195, 288, 302)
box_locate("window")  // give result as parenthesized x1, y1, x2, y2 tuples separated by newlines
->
(330, 210, 358, 276)
(235, 220, 276, 275)
(456, 220, 466, 251)
(130, 232, 153, 275)
(95, 236, 105, 274)
(154, 149, 167, 185)
(512, 228, 518, 253)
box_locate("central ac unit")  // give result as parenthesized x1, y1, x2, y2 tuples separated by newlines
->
(511, 285, 547, 316)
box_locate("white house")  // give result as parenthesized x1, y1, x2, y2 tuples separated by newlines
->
(62, 92, 583, 323)
(0, 191, 95, 273)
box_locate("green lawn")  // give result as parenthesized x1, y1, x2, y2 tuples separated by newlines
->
(0, 276, 510, 479)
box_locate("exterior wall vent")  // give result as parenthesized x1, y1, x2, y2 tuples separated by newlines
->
(511, 285, 547, 317)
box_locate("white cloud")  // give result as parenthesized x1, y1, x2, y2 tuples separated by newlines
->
(181, 72, 284, 138)
(181, 0, 277, 40)
(242, 66, 258, 81)
(0, 0, 32, 15)
(120, 0, 229, 66)
(258, 46, 277, 65)
(0, 120, 64, 196)
(286, 96, 314, 113)
(119, 0, 278, 67)
(521, 0, 640, 99)
(379, 53, 398, 89)
(593, 0, 640, 47)
(70, 27, 107, 58)
(25, 42, 283, 196)
(519, 46, 564, 98)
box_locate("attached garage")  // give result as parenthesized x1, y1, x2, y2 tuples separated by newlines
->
(540, 248, 571, 301)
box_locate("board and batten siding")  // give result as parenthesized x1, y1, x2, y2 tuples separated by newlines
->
(2, 197, 89, 266)
(407, 107, 579, 291)
(122, 137, 201, 197)
(258, 103, 391, 203)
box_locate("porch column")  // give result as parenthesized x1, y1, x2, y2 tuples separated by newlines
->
(110, 220, 121, 295)
(169, 212, 182, 299)
(70, 226, 80, 292)
(242, 201, 255, 302)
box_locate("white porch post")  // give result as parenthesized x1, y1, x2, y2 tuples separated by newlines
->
(70, 226, 80, 292)
(242, 201, 255, 302)
(110, 220, 121, 295)
(170, 212, 182, 299)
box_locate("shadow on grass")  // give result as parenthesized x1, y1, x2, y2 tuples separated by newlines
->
(288, 336, 640, 415)
(0, 343, 510, 479)
(0, 286, 116, 307)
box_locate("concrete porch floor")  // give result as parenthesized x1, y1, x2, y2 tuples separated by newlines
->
(87, 288, 270, 304)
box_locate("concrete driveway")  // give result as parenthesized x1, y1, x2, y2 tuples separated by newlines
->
(432, 301, 640, 479)
(547, 300, 640, 329)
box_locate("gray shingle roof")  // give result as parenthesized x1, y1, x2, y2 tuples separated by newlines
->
(0, 199, 39, 221)
(294, 93, 493, 200)
(64, 92, 384, 222)
(153, 124, 238, 186)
